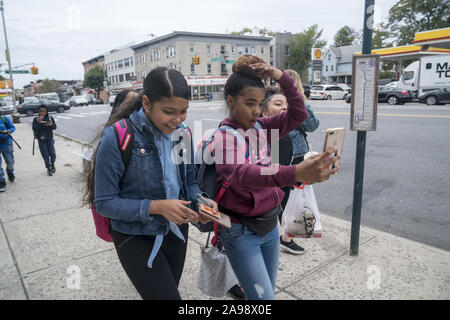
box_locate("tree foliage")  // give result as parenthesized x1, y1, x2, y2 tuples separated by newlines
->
(37, 79, 61, 94)
(288, 24, 327, 81)
(384, 0, 450, 45)
(83, 65, 105, 94)
(333, 26, 360, 47)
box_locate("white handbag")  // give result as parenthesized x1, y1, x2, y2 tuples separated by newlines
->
(197, 233, 239, 297)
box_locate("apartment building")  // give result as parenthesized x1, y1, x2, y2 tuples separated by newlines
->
(104, 46, 136, 91)
(133, 31, 271, 100)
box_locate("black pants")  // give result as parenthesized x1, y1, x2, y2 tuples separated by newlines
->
(279, 156, 304, 224)
(111, 224, 189, 300)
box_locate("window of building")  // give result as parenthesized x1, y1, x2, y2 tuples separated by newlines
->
(141, 71, 146, 80)
(191, 64, 195, 73)
(156, 49, 160, 61)
(326, 66, 328, 72)
(118, 60, 123, 68)
(253, 47, 257, 54)
(124, 58, 130, 67)
(150, 53, 153, 62)
(142, 54, 146, 64)
(189, 45, 195, 55)
(221, 63, 227, 75)
(130, 57, 133, 65)
(261, 47, 265, 54)
(206, 45, 211, 54)
(285, 46, 290, 56)
(119, 74, 124, 82)
(207, 63, 212, 73)
(221, 45, 225, 54)
(231, 46, 235, 54)
(125, 73, 131, 81)
(245, 47, 249, 54)
(331, 65, 334, 71)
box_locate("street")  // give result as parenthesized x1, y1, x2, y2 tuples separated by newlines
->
(18, 99, 450, 251)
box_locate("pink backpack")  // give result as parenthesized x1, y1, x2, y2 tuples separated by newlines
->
(91, 118, 133, 242)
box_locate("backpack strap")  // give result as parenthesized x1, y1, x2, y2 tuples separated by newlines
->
(113, 118, 134, 170)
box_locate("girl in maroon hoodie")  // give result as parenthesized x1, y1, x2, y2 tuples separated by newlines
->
(212, 55, 339, 300)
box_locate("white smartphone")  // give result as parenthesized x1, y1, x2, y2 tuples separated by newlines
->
(323, 127, 346, 169)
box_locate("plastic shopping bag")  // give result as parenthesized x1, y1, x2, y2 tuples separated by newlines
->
(281, 184, 322, 238)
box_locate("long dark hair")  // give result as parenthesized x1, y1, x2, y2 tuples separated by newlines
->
(82, 67, 189, 208)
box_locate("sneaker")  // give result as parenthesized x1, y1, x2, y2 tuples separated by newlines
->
(227, 284, 247, 300)
(7, 172, 15, 183)
(47, 169, 53, 176)
(51, 165, 56, 174)
(0, 180, 5, 192)
(280, 237, 306, 255)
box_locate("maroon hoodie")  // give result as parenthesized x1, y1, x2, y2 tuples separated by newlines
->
(214, 71, 308, 217)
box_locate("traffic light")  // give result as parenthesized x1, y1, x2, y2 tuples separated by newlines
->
(30, 66, 39, 75)
(192, 57, 196, 65)
(196, 56, 200, 65)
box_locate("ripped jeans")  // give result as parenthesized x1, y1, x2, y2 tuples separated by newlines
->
(219, 223, 279, 300)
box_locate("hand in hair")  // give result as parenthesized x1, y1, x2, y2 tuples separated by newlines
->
(250, 62, 283, 81)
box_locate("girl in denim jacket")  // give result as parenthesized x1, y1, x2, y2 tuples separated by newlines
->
(83, 67, 216, 300)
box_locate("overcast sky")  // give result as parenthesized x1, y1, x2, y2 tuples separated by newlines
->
(1, 0, 399, 89)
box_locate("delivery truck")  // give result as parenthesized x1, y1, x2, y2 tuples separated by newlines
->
(398, 54, 450, 99)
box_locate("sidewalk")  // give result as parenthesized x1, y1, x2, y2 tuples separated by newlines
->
(0, 123, 449, 300)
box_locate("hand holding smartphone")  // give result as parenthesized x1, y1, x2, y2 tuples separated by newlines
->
(323, 127, 346, 169)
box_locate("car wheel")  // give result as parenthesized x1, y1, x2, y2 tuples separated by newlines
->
(25, 109, 34, 116)
(387, 96, 398, 105)
(57, 106, 65, 113)
(426, 96, 437, 105)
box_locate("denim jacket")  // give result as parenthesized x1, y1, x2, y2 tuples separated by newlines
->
(94, 108, 202, 237)
(289, 102, 319, 159)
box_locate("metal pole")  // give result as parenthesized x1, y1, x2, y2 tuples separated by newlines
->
(350, 0, 374, 256)
(0, 0, 17, 116)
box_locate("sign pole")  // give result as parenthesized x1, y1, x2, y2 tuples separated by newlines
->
(350, 0, 375, 256)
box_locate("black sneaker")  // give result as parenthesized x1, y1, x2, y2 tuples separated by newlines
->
(7, 172, 15, 183)
(47, 169, 53, 176)
(0, 180, 5, 192)
(280, 237, 306, 255)
(227, 284, 247, 300)
(51, 165, 56, 174)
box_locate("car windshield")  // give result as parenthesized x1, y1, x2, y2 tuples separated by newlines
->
(312, 86, 323, 91)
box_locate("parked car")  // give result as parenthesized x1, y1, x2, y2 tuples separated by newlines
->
(418, 87, 450, 105)
(332, 83, 352, 93)
(23, 96, 39, 104)
(0, 100, 14, 115)
(345, 86, 412, 105)
(302, 84, 310, 99)
(310, 84, 348, 100)
(17, 99, 71, 116)
(109, 90, 121, 106)
(68, 95, 89, 107)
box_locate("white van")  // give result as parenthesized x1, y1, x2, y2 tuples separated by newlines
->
(36, 92, 60, 102)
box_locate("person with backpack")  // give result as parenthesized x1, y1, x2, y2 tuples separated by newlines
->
(32, 105, 57, 176)
(208, 55, 339, 300)
(0, 115, 16, 192)
(83, 67, 216, 300)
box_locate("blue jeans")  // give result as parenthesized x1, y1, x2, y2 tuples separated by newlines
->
(0, 143, 14, 182)
(219, 223, 280, 300)
(38, 138, 56, 169)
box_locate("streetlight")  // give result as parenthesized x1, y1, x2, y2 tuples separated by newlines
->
(0, 0, 19, 123)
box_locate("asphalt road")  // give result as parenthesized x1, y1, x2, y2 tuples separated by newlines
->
(18, 100, 450, 250)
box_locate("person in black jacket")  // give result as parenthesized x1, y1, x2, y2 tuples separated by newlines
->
(32, 105, 57, 176)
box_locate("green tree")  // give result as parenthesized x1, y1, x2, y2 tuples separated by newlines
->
(37, 79, 61, 93)
(385, 0, 450, 45)
(83, 65, 105, 96)
(333, 26, 360, 47)
(288, 24, 327, 81)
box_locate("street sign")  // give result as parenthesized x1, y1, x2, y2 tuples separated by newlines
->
(350, 54, 380, 131)
(5, 69, 29, 74)
(211, 57, 224, 62)
(225, 59, 235, 64)
(311, 48, 323, 60)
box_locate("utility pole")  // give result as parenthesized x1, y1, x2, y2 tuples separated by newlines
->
(0, 0, 19, 122)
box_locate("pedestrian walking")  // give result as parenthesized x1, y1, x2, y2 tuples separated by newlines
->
(83, 67, 216, 300)
(0, 115, 16, 192)
(212, 55, 339, 300)
(32, 106, 57, 176)
(278, 69, 320, 254)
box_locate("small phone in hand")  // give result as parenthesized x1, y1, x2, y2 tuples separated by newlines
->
(323, 127, 346, 169)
